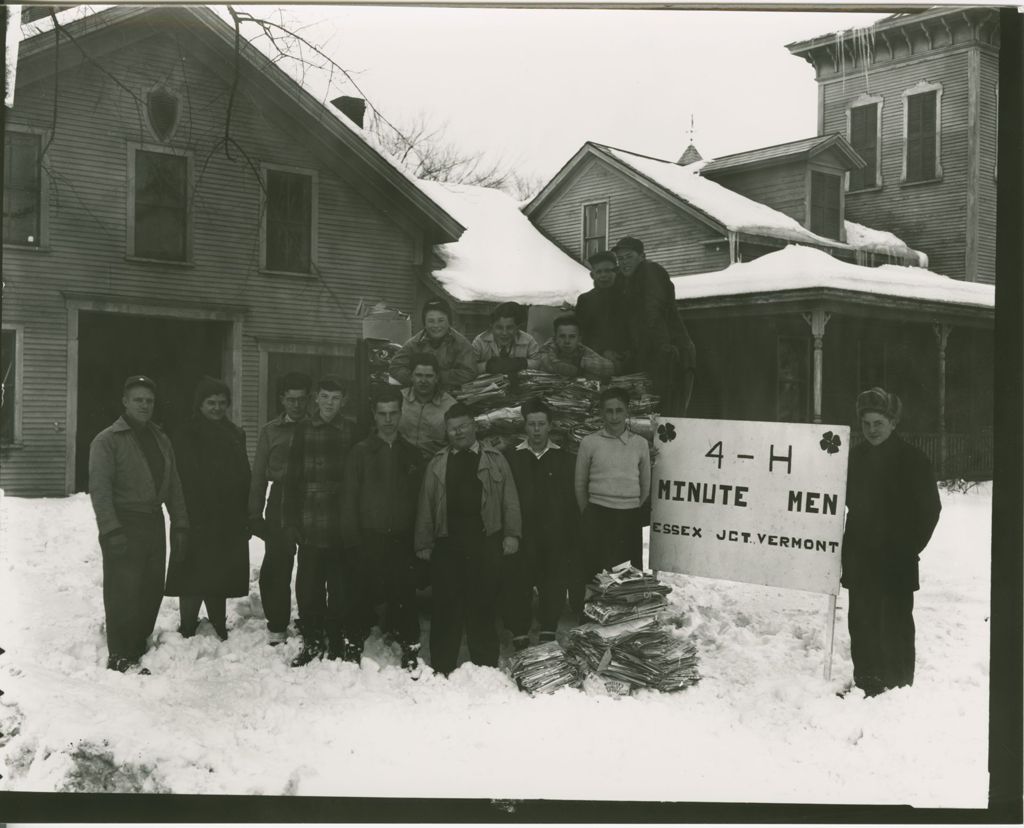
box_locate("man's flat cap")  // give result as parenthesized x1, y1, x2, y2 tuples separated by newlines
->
(123, 374, 156, 393)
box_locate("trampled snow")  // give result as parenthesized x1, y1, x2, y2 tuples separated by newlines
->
(418, 180, 593, 306)
(672, 244, 995, 309)
(0, 483, 990, 805)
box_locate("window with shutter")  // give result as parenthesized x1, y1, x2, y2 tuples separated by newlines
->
(809, 171, 841, 239)
(582, 202, 608, 260)
(905, 90, 938, 182)
(848, 103, 879, 191)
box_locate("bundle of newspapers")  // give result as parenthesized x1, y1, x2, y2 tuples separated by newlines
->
(457, 369, 658, 456)
(453, 373, 511, 410)
(582, 565, 672, 625)
(506, 640, 583, 695)
(566, 618, 700, 693)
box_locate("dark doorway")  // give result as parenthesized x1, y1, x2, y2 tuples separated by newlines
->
(75, 311, 231, 491)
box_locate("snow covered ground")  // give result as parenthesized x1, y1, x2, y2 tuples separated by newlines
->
(0, 484, 991, 805)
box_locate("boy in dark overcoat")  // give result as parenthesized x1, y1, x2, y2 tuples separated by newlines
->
(842, 387, 941, 696)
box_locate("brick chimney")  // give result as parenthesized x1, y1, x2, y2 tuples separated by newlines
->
(331, 96, 366, 129)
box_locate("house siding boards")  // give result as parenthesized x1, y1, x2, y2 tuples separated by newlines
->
(531, 154, 727, 279)
(3, 22, 426, 495)
(821, 49, 972, 280)
(706, 161, 808, 226)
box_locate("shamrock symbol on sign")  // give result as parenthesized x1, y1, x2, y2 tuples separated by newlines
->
(819, 431, 842, 455)
(657, 422, 677, 443)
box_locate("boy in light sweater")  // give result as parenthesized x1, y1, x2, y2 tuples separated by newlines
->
(574, 387, 651, 581)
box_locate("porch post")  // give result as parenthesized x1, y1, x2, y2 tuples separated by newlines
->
(933, 324, 952, 477)
(802, 310, 832, 424)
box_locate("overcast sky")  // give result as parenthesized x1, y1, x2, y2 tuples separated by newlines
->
(246, 5, 890, 183)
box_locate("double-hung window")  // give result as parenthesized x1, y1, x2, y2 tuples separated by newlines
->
(809, 171, 841, 239)
(848, 100, 881, 191)
(263, 167, 316, 274)
(4, 131, 42, 246)
(903, 84, 942, 183)
(131, 147, 190, 261)
(581, 202, 608, 260)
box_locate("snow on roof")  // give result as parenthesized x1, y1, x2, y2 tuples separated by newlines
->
(671, 244, 993, 309)
(844, 220, 926, 266)
(417, 180, 592, 307)
(601, 145, 845, 247)
(598, 144, 926, 265)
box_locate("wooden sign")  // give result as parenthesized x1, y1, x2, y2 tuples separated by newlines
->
(649, 418, 850, 596)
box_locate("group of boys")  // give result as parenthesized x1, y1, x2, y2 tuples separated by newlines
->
(90, 234, 695, 676)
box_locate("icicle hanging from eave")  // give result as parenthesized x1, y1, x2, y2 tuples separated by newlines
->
(5, 5, 23, 108)
(727, 231, 738, 264)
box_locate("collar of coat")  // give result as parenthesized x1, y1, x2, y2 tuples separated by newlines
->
(430, 441, 505, 479)
(112, 416, 165, 436)
(517, 439, 560, 458)
(401, 386, 453, 407)
(310, 412, 347, 429)
(365, 432, 412, 453)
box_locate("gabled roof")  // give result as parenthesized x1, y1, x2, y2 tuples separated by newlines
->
(17, 5, 465, 244)
(418, 180, 591, 307)
(672, 245, 993, 316)
(524, 141, 925, 266)
(700, 134, 865, 176)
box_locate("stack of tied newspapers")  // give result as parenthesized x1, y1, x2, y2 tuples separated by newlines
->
(582, 564, 672, 625)
(566, 618, 701, 693)
(506, 640, 582, 695)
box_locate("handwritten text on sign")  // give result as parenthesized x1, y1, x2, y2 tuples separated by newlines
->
(649, 418, 850, 595)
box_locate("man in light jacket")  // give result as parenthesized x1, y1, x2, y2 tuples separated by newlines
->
(415, 403, 521, 675)
(88, 375, 189, 673)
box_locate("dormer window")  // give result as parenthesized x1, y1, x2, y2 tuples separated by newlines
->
(809, 171, 841, 239)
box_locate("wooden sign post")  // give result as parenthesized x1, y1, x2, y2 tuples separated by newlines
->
(649, 418, 850, 680)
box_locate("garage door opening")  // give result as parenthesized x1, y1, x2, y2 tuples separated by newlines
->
(75, 311, 232, 491)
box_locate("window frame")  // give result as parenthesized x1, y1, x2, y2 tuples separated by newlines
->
(901, 81, 943, 185)
(260, 163, 319, 277)
(126, 142, 194, 264)
(806, 168, 843, 241)
(845, 94, 883, 192)
(3, 125, 50, 250)
(1, 325, 25, 447)
(579, 200, 610, 263)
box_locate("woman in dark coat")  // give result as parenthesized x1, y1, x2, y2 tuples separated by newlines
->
(842, 387, 941, 696)
(166, 377, 251, 640)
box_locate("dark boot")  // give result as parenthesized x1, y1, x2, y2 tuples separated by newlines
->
(290, 636, 324, 667)
(342, 638, 363, 665)
(400, 642, 421, 674)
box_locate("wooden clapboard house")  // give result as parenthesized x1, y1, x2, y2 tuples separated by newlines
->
(2, 5, 465, 495)
(524, 6, 997, 478)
